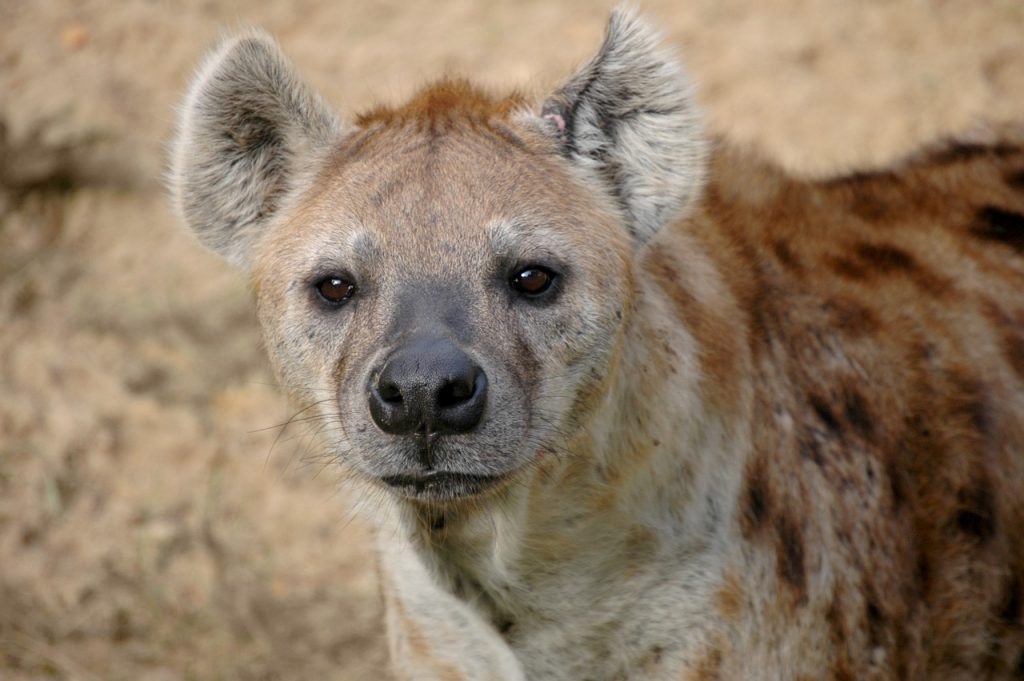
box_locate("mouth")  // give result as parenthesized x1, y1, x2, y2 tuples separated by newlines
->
(380, 470, 506, 501)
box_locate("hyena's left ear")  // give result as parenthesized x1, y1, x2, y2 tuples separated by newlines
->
(541, 10, 707, 245)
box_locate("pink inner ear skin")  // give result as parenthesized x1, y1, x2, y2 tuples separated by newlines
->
(544, 112, 566, 134)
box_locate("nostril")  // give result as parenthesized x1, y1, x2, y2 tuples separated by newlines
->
(437, 373, 477, 408)
(377, 378, 403, 404)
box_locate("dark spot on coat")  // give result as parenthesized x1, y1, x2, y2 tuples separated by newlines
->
(1000, 574, 1021, 624)
(829, 256, 867, 280)
(772, 239, 802, 272)
(741, 459, 771, 535)
(843, 390, 874, 439)
(746, 478, 768, 526)
(833, 663, 855, 681)
(929, 141, 1018, 164)
(865, 598, 885, 647)
(644, 645, 664, 666)
(973, 206, 1024, 254)
(826, 593, 846, 642)
(854, 243, 917, 273)
(831, 243, 950, 294)
(1008, 168, 1024, 190)
(930, 142, 988, 164)
(953, 477, 997, 542)
(775, 515, 807, 596)
(1005, 330, 1024, 381)
(823, 589, 847, 667)
(743, 280, 775, 347)
(809, 394, 842, 435)
(885, 457, 906, 509)
(826, 169, 898, 186)
(916, 550, 932, 593)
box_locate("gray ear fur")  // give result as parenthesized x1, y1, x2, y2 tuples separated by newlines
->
(168, 30, 340, 267)
(542, 10, 708, 245)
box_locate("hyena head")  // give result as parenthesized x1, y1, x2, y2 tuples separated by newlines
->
(169, 11, 706, 503)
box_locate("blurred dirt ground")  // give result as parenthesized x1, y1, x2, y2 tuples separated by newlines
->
(2, 1, 1023, 679)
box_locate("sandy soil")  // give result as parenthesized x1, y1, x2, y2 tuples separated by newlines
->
(2, 1, 1023, 679)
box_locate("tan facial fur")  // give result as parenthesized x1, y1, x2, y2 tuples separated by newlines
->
(169, 10, 1024, 681)
(250, 84, 633, 499)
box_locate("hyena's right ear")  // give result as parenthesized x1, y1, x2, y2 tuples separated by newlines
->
(169, 30, 341, 268)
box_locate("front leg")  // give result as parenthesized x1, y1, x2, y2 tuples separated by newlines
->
(378, 536, 526, 681)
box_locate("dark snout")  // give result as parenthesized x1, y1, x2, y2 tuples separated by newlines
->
(368, 336, 488, 440)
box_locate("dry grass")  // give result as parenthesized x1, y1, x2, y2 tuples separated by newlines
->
(2, 1, 1023, 679)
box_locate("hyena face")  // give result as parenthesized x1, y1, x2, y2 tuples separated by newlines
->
(250, 107, 633, 500)
(170, 15, 705, 502)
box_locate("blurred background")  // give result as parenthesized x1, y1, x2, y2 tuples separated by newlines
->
(1, 1, 1023, 679)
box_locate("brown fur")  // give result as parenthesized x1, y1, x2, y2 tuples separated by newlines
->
(693, 133, 1024, 679)
(356, 78, 527, 129)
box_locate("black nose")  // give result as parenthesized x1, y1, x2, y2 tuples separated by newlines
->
(368, 337, 488, 437)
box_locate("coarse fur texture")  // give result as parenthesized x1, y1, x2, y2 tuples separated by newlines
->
(168, 28, 340, 267)
(168, 9, 1024, 680)
(541, 11, 708, 245)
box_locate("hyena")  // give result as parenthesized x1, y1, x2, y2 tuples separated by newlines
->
(169, 10, 1024, 680)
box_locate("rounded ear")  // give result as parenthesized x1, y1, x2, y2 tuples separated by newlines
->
(168, 30, 341, 268)
(541, 10, 708, 246)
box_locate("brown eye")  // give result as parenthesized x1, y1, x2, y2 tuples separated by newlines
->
(510, 266, 556, 297)
(315, 276, 356, 305)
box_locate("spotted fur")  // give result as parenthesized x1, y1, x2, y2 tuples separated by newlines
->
(169, 10, 1024, 680)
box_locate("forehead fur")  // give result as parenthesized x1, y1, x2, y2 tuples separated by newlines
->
(354, 78, 528, 131)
